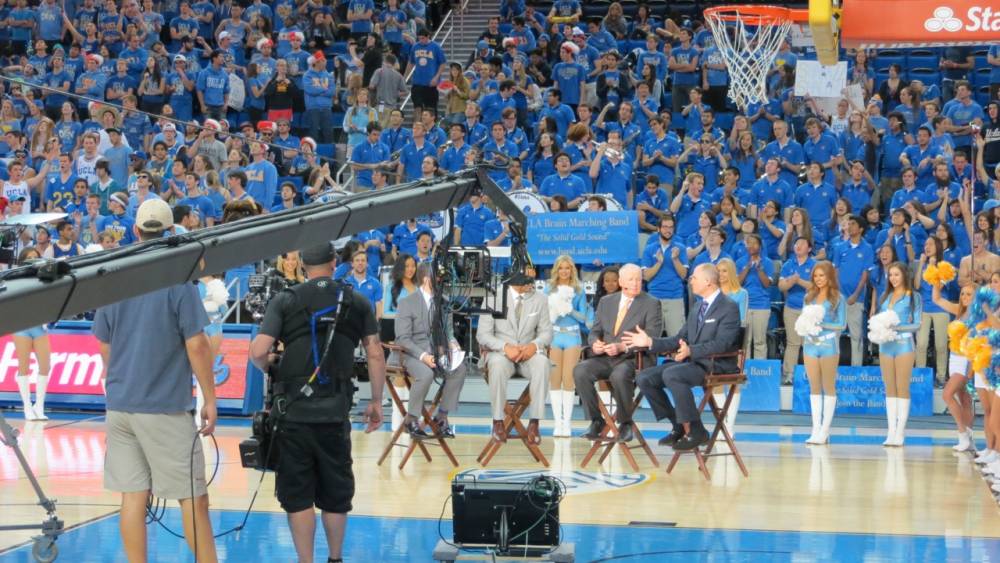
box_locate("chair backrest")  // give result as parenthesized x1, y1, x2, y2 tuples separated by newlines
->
(705, 327, 746, 383)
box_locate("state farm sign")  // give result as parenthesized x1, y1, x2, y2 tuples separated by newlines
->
(841, 0, 1000, 48)
(0, 332, 250, 400)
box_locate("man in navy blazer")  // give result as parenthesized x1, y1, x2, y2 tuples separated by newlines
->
(624, 264, 742, 450)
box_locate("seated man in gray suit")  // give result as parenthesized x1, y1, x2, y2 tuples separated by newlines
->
(477, 271, 553, 445)
(625, 264, 742, 451)
(394, 263, 467, 438)
(573, 263, 663, 443)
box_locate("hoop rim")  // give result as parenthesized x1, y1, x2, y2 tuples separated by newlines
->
(703, 4, 806, 25)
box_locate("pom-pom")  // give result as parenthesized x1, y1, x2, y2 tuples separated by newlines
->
(948, 321, 969, 354)
(965, 336, 989, 364)
(969, 287, 1000, 329)
(868, 310, 901, 345)
(795, 304, 825, 337)
(937, 261, 956, 283)
(547, 285, 575, 322)
(922, 263, 940, 286)
(973, 345, 993, 373)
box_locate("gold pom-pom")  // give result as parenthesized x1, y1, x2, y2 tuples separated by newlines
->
(937, 261, 956, 283)
(973, 347, 992, 373)
(966, 336, 989, 362)
(922, 263, 940, 286)
(949, 321, 969, 354)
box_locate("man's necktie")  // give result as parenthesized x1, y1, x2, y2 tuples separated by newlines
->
(614, 298, 631, 335)
(514, 296, 522, 325)
(697, 299, 709, 327)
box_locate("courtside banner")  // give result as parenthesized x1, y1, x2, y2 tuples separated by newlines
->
(841, 0, 1000, 48)
(0, 324, 252, 413)
(791, 366, 933, 416)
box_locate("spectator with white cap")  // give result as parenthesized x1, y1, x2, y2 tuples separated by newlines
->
(283, 31, 310, 88)
(216, 31, 245, 71)
(552, 41, 586, 109)
(190, 119, 228, 170)
(166, 54, 196, 121)
(251, 37, 278, 82)
(74, 54, 108, 118)
(303, 51, 336, 144)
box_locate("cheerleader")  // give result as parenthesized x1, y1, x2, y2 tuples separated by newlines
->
(545, 255, 590, 437)
(801, 261, 846, 445)
(876, 261, 923, 446)
(717, 258, 748, 437)
(11, 247, 52, 420)
(932, 281, 975, 451)
(975, 273, 1000, 466)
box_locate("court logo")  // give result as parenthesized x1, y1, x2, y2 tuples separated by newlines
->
(456, 469, 647, 495)
(925, 7, 963, 32)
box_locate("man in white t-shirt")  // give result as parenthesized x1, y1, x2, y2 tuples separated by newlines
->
(75, 133, 102, 185)
(2, 161, 49, 208)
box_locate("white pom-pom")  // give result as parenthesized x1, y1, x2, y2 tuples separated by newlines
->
(867, 310, 901, 345)
(794, 304, 825, 337)
(548, 286, 575, 322)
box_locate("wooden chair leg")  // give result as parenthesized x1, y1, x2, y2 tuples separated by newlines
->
(580, 396, 618, 468)
(480, 387, 549, 467)
(423, 387, 459, 467)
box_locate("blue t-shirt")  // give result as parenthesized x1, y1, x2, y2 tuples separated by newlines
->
(832, 239, 874, 299)
(670, 46, 699, 86)
(780, 257, 815, 310)
(793, 182, 837, 227)
(93, 283, 209, 413)
(455, 202, 496, 246)
(344, 274, 382, 309)
(408, 40, 446, 87)
(399, 140, 438, 182)
(642, 238, 688, 299)
(551, 62, 586, 106)
(735, 255, 775, 310)
(539, 173, 585, 202)
(347, 0, 374, 33)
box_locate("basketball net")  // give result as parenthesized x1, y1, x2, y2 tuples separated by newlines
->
(704, 6, 794, 111)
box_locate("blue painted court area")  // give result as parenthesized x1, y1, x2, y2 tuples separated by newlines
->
(3, 509, 999, 562)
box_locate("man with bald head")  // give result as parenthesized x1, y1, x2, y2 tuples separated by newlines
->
(573, 263, 663, 443)
(626, 264, 742, 450)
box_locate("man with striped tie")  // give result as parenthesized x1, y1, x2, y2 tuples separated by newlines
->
(573, 264, 663, 443)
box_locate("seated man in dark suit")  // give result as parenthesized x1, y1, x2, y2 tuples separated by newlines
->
(573, 263, 663, 442)
(625, 263, 742, 450)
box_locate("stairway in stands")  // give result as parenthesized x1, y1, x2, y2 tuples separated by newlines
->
(400, 0, 494, 122)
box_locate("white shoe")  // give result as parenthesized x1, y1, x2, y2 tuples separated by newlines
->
(883, 398, 898, 446)
(892, 398, 910, 447)
(550, 391, 567, 438)
(815, 396, 837, 445)
(992, 481, 1000, 493)
(953, 429, 973, 452)
(31, 403, 47, 421)
(561, 390, 576, 438)
(806, 395, 823, 444)
(976, 449, 997, 464)
(983, 461, 1000, 476)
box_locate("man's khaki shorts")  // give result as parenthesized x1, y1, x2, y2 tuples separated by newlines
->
(104, 410, 207, 500)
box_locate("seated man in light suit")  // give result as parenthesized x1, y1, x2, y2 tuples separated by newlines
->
(394, 263, 467, 438)
(477, 271, 553, 444)
(573, 263, 663, 443)
(625, 264, 742, 450)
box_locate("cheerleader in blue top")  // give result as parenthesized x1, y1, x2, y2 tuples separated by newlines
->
(801, 261, 847, 445)
(932, 280, 975, 452)
(545, 255, 591, 438)
(717, 258, 748, 437)
(877, 261, 923, 446)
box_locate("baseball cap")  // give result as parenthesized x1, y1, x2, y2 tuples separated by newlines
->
(173, 54, 186, 63)
(130, 151, 148, 160)
(477, 40, 488, 50)
(218, 31, 231, 41)
(162, 122, 177, 132)
(135, 199, 173, 233)
(300, 242, 336, 266)
(983, 199, 1000, 213)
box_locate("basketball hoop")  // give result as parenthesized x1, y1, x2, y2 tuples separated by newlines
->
(703, 5, 798, 111)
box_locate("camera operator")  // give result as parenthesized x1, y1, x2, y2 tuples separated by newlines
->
(249, 242, 385, 563)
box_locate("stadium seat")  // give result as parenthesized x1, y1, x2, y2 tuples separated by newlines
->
(976, 85, 991, 106)
(873, 55, 904, 73)
(906, 54, 939, 71)
(715, 112, 734, 132)
(908, 68, 940, 86)
(317, 143, 336, 160)
(973, 67, 992, 88)
(975, 56, 990, 70)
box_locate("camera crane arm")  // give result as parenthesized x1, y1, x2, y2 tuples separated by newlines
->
(0, 169, 527, 335)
